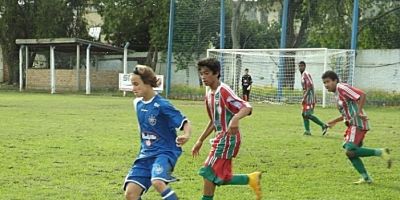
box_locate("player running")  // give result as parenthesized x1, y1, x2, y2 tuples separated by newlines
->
(322, 70, 392, 184)
(241, 68, 252, 101)
(298, 61, 328, 135)
(123, 65, 192, 200)
(192, 58, 262, 200)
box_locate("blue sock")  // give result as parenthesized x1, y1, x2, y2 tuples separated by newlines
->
(161, 187, 178, 200)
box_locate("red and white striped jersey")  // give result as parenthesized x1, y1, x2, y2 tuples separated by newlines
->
(301, 71, 316, 105)
(335, 83, 369, 130)
(205, 82, 251, 133)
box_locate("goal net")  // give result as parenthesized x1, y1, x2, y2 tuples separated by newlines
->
(207, 48, 355, 107)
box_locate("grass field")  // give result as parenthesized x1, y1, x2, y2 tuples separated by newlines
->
(0, 91, 399, 200)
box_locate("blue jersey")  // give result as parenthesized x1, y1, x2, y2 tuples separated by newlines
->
(133, 94, 187, 163)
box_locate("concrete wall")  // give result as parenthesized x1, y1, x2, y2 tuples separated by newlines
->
(354, 49, 400, 92)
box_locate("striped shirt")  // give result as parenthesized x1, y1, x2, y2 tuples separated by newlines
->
(205, 83, 251, 159)
(206, 83, 251, 133)
(301, 71, 316, 105)
(335, 83, 370, 130)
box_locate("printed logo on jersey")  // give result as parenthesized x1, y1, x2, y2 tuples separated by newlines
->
(142, 132, 158, 147)
(148, 115, 157, 126)
(154, 164, 164, 175)
(227, 96, 242, 109)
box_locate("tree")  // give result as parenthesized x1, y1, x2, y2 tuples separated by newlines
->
(0, 0, 87, 84)
(173, 0, 220, 85)
(94, 0, 169, 70)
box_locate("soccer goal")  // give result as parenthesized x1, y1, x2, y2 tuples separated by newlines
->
(207, 48, 355, 107)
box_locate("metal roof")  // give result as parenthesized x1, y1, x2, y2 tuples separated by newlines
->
(15, 38, 131, 54)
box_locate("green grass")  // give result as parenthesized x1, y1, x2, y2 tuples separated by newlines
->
(0, 92, 399, 200)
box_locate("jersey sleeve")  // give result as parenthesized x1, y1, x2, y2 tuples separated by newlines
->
(304, 73, 313, 89)
(160, 100, 188, 130)
(249, 75, 253, 85)
(339, 84, 363, 101)
(220, 86, 251, 114)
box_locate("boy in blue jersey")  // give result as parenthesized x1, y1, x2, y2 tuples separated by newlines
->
(123, 65, 192, 200)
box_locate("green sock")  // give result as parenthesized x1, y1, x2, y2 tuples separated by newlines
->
(349, 157, 370, 180)
(308, 114, 325, 128)
(355, 147, 382, 157)
(303, 119, 310, 132)
(224, 174, 249, 185)
(202, 195, 214, 200)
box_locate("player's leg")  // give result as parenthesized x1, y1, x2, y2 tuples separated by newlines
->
(125, 183, 144, 200)
(202, 179, 216, 200)
(123, 159, 152, 200)
(151, 156, 179, 200)
(302, 111, 311, 135)
(242, 87, 247, 101)
(351, 131, 392, 168)
(246, 89, 251, 101)
(343, 127, 372, 183)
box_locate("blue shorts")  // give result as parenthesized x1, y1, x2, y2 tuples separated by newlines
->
(123, 156, 177, 193)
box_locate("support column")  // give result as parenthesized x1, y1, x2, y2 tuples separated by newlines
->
(50, 46, 56, 94)
(76, 45, 80, 91)
(86, 44, 91, 95)
(19, 45, 24, 92)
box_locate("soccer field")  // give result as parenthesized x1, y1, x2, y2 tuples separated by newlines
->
(0, 92, 399, 200)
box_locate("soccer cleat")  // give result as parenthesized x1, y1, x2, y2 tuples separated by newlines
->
(322, 125, 329, 136)
(381, 148, 392, 169)
(303, 131, 312, 136)
(353, 178, 373, 184)
(248, 172, 262, 200)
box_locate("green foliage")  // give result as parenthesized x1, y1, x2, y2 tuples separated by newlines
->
(173, 0, 220, 71)
(0, 0, 87, 83)
(95, 0, 169, 52)
(239, 20, 281, 48)
(0, 92, 399, 199)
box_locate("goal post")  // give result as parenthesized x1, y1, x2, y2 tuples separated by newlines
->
(207, 48, 355, 107)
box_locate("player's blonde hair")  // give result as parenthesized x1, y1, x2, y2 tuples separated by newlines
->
(132, 65, 161, 87)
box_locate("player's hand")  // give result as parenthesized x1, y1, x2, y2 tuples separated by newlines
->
(327, 121, 336, 128)
(358, 113, 368, 120)
(176, 134, 190, 147)
(227, 118, 239, 135)
(191, 140, 203, 158)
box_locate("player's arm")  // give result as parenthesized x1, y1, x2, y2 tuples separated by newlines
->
(227, 106, 252, 135)
(327, 116, 344, 128)
(356, 91, 367, 119)
(192, 120, 215, 157)
(176, 120, 192, 146)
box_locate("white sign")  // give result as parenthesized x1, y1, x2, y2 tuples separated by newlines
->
(119, 73, 164, 92)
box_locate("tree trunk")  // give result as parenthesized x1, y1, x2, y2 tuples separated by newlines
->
(231, 1, 242, 49)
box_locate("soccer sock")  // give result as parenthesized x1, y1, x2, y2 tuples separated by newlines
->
(308, 114, 326, 128)
(355, 147, 382, 157)
(161, 187, 178, 200)
(202, 195, 214, 200)
(349, 157, 370, 180)
(303, 119, 311, 132)
(224, 174, 249, 185)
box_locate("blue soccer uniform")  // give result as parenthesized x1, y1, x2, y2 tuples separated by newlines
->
(123, 94, 188, 193)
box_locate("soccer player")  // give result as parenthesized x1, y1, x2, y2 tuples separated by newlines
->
(241, 68, 252, 101)
(322, 70, 392, 184)
(123, 65, 192, 200)
(298, 61, 328, 135)
(192, 58, 262, 200)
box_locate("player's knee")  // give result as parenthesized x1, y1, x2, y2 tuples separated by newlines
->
(345, 150, 356, 158)
(151, 179, 166, 191)
(125, 190, 140, 200)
